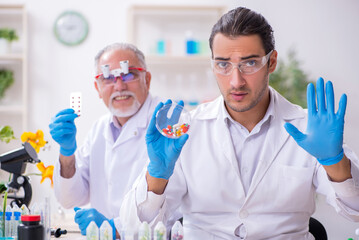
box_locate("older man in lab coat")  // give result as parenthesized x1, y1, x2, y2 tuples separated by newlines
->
(49, 43, 161, 239)
(120, 7, 359, 239)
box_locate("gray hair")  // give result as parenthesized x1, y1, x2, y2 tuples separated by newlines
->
(94, 43, 147, 74)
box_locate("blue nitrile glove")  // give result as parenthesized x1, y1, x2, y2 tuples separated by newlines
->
(49, 108, 78, 156)
(284, 77, 347, 165)
(74, 207, 116, 239)
(147, 99, 189, 179)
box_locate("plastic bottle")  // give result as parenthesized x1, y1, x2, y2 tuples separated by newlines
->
(18, 215, 44, 240)
(42, 197, 51, 240)
(12, 207, 21, 238)
(86, 221, 99, 240)
(157, 38, 166, 55)
(171, 220, 184, 240)
(30, 202, 40, 215)
(154, 221, 166, 240)
(0, 211, 3, 237)
(185, 31, 198, 55)
(99, 221, 112, 240)
(5, 205, 12, 237)
(138, 221, 151, 240)
(20, 204, 29, 216)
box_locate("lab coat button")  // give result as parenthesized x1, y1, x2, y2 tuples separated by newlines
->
(239, 210, 248, 219)
(235, 224, 247, 239)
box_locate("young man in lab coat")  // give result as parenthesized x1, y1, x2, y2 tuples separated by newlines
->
(49, 43, 161, 239)
(120, 7, 359, 239)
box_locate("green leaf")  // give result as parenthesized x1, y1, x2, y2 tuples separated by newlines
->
(0, 183, 7, 195)
(0, 28, 19, 42)
(269, 49, 313, 108)
(0, 125, 16, 143)
(0, 69, 14, 99)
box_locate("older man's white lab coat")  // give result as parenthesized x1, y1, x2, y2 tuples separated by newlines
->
(120, 88, 359, 239)
(53, 94, 160, 231)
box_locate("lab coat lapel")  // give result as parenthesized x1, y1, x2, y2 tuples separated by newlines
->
(213, 101, 246, 196)
(245, 112, 289, 198)
(113, 125, 141, 148)
(104, 118, 115, 145)
(245, 88, 305, 199)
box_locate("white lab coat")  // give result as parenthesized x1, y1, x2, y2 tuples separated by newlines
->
(120, 88, 359, 239)
(53, 94, 161, 231)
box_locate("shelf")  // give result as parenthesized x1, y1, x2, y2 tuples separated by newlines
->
(0, 4, 27, 134)
(128, 5, 223, 106)
(146, 55, 211, 65)
(130, 5, 224, 17)
(0, 105, 23, 113)
(0, 53, 23, 61)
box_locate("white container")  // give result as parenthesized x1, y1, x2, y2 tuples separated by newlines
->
(100, 221, 112, 240)
(138, 221, 151, 240)
(0, 38, 10, 54)
(153, 221, 166, 240)
(86, 221, 99, 240)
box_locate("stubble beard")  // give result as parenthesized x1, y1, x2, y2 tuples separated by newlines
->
(223, 73, 269, 113)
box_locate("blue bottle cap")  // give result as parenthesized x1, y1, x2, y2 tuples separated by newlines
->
(14, 211, 21, 220)
(5, 211, 12, 220)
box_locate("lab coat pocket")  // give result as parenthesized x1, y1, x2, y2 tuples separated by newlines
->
(256, 163, 316, 213)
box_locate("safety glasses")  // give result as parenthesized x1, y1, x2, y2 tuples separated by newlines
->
(211, 50, 273, 76)
(95, 67, 146, 85)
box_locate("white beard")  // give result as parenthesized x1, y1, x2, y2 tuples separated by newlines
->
(109, 91, 141, 118)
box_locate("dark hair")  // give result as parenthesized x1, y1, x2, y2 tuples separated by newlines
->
(209, 7, 275, 57)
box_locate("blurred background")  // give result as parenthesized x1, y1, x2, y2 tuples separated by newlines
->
(0, 0, 358, 239)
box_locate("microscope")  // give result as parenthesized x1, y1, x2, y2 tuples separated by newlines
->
(0, 142, 39, 207)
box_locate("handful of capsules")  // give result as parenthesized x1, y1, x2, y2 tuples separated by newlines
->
(155, 101, 191, 139)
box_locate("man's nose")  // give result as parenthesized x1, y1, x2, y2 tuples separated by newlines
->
(229, 67, 246, 88)
(113, 76, 127, 90)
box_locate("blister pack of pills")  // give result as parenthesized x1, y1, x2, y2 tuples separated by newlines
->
(70, 92, 82, 116)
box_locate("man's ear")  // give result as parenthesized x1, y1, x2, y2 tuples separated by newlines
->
(145, 71, 152, 90)
(268, 50, 278, 74)
(94, 81, 103, 99)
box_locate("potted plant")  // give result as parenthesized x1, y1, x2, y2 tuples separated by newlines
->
(269, 49, 313, 108)
(0, 28, 19, 54)
(0, 69, 14, 99)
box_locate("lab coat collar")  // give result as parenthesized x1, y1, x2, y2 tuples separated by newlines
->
(269, 86, 306, 120)
(222, 88, 275, 135)
(195, 86, 306, 199)
(246, 87, 306, 200)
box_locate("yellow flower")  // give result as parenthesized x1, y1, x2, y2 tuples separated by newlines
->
(21, 130, 47, 153)
(36, 162, 54, 187)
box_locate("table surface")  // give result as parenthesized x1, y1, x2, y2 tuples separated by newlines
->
(51, 233, 84, 239)
(51, 215, 84, 239)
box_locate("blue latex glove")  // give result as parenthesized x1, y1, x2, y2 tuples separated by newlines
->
(49, 108, 78, 156)
(147, 100, 189, 179)
(284, 77, 347, 165)
(74, 207, 116, 239)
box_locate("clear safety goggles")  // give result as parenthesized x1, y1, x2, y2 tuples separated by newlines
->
(211, 50, 273, 76)
(95, 67, 146, 85)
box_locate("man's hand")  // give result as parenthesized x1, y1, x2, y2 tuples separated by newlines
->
(146, 100, 189, 180)
(74, 207, 116, 239)
(49, 108, 78, 156)
(285, 77, 347, 165)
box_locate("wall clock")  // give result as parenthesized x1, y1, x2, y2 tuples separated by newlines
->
(54, 11, 89, 46)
